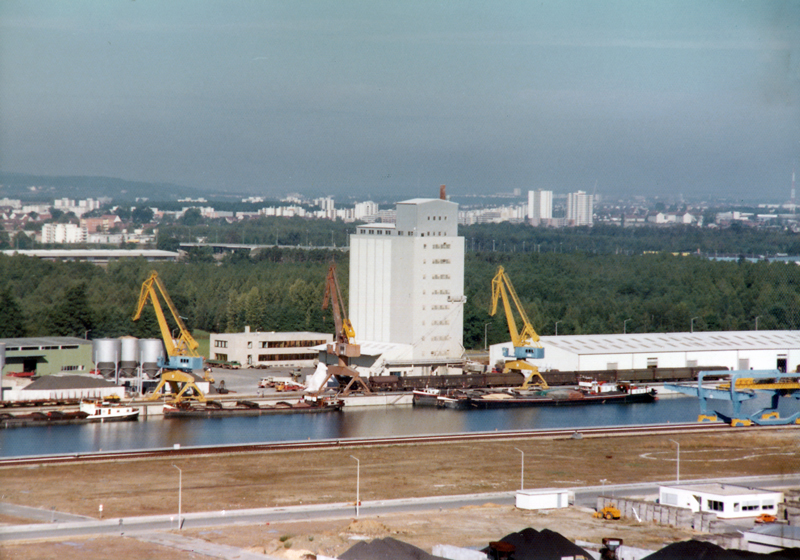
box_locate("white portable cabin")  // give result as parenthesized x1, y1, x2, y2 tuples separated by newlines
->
(515, 488, 571, 510)
(659, 483, 782, 520)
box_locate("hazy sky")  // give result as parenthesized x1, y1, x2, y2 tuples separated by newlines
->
(1, 1, 798, 200)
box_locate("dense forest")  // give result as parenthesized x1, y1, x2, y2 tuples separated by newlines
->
(154, 219, 800, 257)
(1, 245, 798, 350)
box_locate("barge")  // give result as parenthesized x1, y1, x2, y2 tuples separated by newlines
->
(0, 398, 140, 428)
(163, 397, 344, 418)
(468, 380, 657, 409)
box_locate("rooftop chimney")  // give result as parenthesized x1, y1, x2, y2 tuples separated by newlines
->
(439, 184, 446, 200)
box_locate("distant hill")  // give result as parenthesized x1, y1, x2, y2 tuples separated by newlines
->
(0, 171, 214, 202)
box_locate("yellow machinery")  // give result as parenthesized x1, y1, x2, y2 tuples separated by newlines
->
(594, 505, 621, 520)
(133, 270, 209, 402)
(490, 266, 548, 390)
(316, 263, 371, 395)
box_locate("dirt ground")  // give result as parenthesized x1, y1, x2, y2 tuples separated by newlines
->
(1, 505, 702, 560)
(2, 428, 799, 559)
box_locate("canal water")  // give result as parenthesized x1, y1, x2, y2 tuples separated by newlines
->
(0, 394, 794, 458)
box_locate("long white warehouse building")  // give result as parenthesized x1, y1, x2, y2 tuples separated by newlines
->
(490, 330, 800, 373)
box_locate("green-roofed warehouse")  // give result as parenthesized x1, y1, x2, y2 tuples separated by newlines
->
(0, 337, 94, 376)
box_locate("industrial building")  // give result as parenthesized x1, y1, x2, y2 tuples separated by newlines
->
(490, 331, 800, 374)
(349, 189, 465, 372)
(660, 483, 782, 520)
(1, 249, 179, 264)
(0, 337, 93, 376)
(209, 328, 333, 368)
(4, 374, 125, 402)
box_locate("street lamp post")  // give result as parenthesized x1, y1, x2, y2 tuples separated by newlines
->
(623, 318, 631, 334)
(691, 317, 699, 333)
(514, 448, 524, 490)
(669, 439, 680, 482)
(484, 323, 491, 351)
(172, 465, 182, 530)
(555, 321, 561, 336)
(350, 455, 360, 517)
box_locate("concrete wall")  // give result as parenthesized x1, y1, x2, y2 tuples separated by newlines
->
(351, 234, 395, 344)
(780, 489, 800, 526)
(596, 496, 713, 531)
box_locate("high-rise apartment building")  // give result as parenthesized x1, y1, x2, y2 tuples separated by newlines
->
(349, 194, 465, 362)
(527, 189, 553, 226)
(41, 223, 88, 244)
(567, 190, 593, 226)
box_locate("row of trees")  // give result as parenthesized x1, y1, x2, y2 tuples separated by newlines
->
(2, 246, 799, 348)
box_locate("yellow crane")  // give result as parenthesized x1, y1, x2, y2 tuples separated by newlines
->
(490, 266, 548, 390)
(133, 270, 209, 402)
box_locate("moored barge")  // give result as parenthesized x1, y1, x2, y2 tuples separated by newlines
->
(468, 379, 657, 409)
(163, 397, 344, 418)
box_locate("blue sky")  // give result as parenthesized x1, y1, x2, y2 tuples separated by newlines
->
(1, 1, 798, 200)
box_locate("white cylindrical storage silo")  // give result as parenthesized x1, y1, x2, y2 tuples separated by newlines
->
(119, 336, 139, 378)
(93, 338, 121, 379)
(140, 338, 165, 379)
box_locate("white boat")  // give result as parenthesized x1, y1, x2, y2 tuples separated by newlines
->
(412, 388, 441, 406)
(79, 399, 140, 422)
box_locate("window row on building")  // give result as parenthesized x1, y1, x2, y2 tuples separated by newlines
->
(261, 339, 326, 349)
(257, 353, 318, 362)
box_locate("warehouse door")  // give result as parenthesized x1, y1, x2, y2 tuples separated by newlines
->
(738, 358, 749, 370)
(777, 355, 787, 373)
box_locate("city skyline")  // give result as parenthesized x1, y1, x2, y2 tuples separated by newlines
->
(1, 2, 799, 200)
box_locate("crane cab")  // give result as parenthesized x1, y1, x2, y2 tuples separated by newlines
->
(504, 347, 545, 360)
(159, 355, 205, 371)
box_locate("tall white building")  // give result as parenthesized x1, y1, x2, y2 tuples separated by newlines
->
(41, 223, 88, 244)
(527, 190, 553, 226)
(349, 194, 465, 364)
(353, 200, 379, 221)
(567, 190, 593, 226)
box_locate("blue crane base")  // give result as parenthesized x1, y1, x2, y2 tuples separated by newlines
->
(666, 369, 800, 427)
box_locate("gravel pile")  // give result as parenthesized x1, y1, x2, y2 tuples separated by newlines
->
(339, 536, 445, 560)
(642, 540, 800, 560)
(483, 527, 592, 560)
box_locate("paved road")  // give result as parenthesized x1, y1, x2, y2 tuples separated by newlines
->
(2, 474, 798, 542)
(135, 532, 283, 560)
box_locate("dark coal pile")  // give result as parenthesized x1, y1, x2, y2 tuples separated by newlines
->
(642, 540, 800, 560)
(483, 527, 592, 560)
(339, 536, 445, 560)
